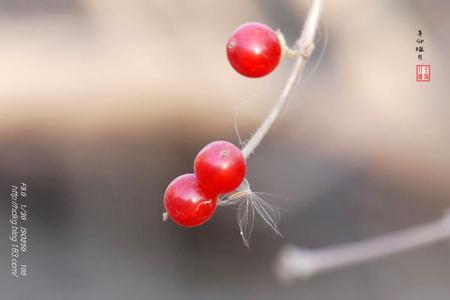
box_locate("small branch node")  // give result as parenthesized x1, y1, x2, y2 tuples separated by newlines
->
(301, 43, 315, 59)
(274, 245, 316, 283)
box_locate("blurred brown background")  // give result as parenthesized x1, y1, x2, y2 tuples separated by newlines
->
(1, 0, 450, 299)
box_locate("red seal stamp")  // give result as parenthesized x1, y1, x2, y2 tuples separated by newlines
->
(416, 64, 431, 82)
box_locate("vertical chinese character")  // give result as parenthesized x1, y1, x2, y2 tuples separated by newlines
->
(415, 29, 430, 82)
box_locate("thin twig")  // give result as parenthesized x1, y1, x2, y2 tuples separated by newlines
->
(274, 211, 450, 282)
(241, 0, 322, 159)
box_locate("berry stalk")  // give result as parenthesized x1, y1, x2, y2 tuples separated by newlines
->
(241, 0, 322, 159)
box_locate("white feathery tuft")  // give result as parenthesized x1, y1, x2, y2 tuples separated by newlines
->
(219, 179, 282, 247)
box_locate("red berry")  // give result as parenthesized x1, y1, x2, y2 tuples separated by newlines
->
(164, 174, 218, 227)
(194, 141, 246, 195)
(226, 22, 282, 78)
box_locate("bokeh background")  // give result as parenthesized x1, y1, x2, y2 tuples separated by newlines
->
(1, 0, 450, 299)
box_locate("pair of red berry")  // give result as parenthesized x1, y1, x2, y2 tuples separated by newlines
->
(164, 22, 282, 227)
(164, 141, 246, 227)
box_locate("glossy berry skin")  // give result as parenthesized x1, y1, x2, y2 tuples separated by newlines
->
(227, 22, 282, 78)
(164, 174, 218, 227)
(194, 141, 246, 195)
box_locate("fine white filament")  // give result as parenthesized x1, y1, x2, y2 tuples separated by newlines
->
(219, 179, 283, 247)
